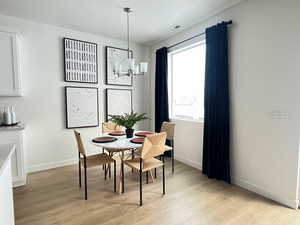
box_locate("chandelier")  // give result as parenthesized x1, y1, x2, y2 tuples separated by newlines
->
(112, 7, 148, 77)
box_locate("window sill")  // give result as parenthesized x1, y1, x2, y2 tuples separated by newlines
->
(170, 118, 204, 124)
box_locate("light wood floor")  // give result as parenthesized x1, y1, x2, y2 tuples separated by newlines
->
(14, 159, 300, 225)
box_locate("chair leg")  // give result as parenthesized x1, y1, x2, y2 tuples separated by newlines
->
(102, 149, 105, 170)
(171, 141, 175, 173)
(79, 161, 81, 188)
(104, 164, 107, 180)
(121, 161, 125, 193)
(146, 171, 149, 184)
(109, 153, 111, 178)
(114, 161, 116, 192)
(131, 150, 134, 173)
(84, 164, 88, 200)
(163, 155, 165, 195)
(172, 150, 174, 174)
(140, 168, 143, 206)
(154, 168, 157, 178)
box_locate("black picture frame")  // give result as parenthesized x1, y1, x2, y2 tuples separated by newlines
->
(105, 46, 133, 86)
(65, 86, 99, 129)
(105, 88, 133, 121)
(63, 38, 98, 84)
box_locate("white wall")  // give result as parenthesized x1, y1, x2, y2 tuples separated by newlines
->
(148, 0, 300, 209)
(0, 14, 150, 172)
(172, 120, 203, 170)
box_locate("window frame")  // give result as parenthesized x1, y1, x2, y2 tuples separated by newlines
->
(168, 40, 206, 123)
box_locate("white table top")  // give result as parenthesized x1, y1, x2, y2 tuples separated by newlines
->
(91, 131, 147, 150)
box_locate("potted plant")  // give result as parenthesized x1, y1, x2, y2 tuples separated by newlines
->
(109, 112, 149, 138)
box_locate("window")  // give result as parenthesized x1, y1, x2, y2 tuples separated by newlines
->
(168, 42, 206, 121)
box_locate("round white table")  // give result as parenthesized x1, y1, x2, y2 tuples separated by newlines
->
(91, 131, 147, 193)
(91, 133, 142, 151)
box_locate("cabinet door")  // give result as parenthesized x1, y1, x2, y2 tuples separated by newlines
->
(0, 159, 15, 225)
(0, 131, 26, 187)
(0, 31, 22, 96)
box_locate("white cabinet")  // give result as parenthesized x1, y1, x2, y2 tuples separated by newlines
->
(0, 149, 15, 225)
(0, 126, 26, 187)
(0, 30, 22, 96)
(0, 158, 15, 225)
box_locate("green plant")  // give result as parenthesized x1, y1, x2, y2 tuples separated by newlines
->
(109, 111, 149, 129)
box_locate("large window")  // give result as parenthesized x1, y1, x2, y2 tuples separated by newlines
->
(168, 42, 206, 121)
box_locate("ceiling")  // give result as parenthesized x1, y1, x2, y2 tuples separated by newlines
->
(0, 0, 244, 45)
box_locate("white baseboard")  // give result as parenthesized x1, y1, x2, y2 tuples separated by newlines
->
(175, 155, 202, 170)
(13, 176, 27, 188)
(174, 156, 299, 209)
(27, 158, 77, 173)
(232, 177, 299, 209)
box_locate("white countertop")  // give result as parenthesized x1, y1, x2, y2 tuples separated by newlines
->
(0, 144, 15, 176)
(0, 123, 25, 132)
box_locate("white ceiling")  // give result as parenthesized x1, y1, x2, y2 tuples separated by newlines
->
(0, 0, 244, 45)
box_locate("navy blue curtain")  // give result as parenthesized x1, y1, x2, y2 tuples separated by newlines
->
(155, 47, 171, 156)
(202, 22, 231, 183)
(155, 47, 170, 132)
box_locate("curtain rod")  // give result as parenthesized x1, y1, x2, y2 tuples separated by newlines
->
(167, 20, 232, 50)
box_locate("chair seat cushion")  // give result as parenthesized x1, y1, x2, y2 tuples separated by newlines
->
(124, 157, 163, 172)
(80, 153, 114, 168)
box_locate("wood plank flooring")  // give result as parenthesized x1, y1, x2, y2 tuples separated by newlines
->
(13, 159, 300, 225)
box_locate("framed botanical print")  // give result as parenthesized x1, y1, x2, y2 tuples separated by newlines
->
(105, 46, 133, 86)
(64, 38, 98, 83)
(105, 88, 132, 121)
(65, 86, 99, 128)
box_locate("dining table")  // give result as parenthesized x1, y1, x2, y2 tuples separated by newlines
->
(91, 131, 153, 193)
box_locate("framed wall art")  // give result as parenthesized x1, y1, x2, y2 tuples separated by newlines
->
(105, 88, 132, 121)
(64, 38, 98, 83)
(65, 86, 99, 128)
(105, 46, 133, 86)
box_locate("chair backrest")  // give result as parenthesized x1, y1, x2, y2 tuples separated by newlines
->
(102, 122, 123, 133)
(74, 130, 86, 156)
(160, 122, 175, 141)
(140, 132, 167, 159)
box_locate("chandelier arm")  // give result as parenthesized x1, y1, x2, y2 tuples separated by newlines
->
(113, 7, 147, 78)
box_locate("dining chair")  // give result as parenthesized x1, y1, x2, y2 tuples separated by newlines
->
(101, 122, 124, 176)
(74, 130, 116, 200)
(122, 132, 167, 206)
(160, 122, 175, 173)
(102, 122, 123, 133)
(102, 122, 137, 174)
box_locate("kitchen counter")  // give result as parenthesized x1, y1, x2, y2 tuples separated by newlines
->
(0, 123, 25, 132)
(0, 144, 16, 176)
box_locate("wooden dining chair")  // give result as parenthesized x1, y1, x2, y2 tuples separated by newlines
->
(161, 122, 175, 173)
(102, 122, 123, 133)
(102, 122, 136, 174)
(74, 130, 116, 200)
(101, 122, 124, 176)
(122, 132, 167, 206)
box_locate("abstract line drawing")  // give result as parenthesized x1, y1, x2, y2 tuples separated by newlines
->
(65, 86, 99, 128)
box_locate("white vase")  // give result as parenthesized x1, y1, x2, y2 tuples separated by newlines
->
(4, 106, 12, 125)
(10, 106, 17, 124)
